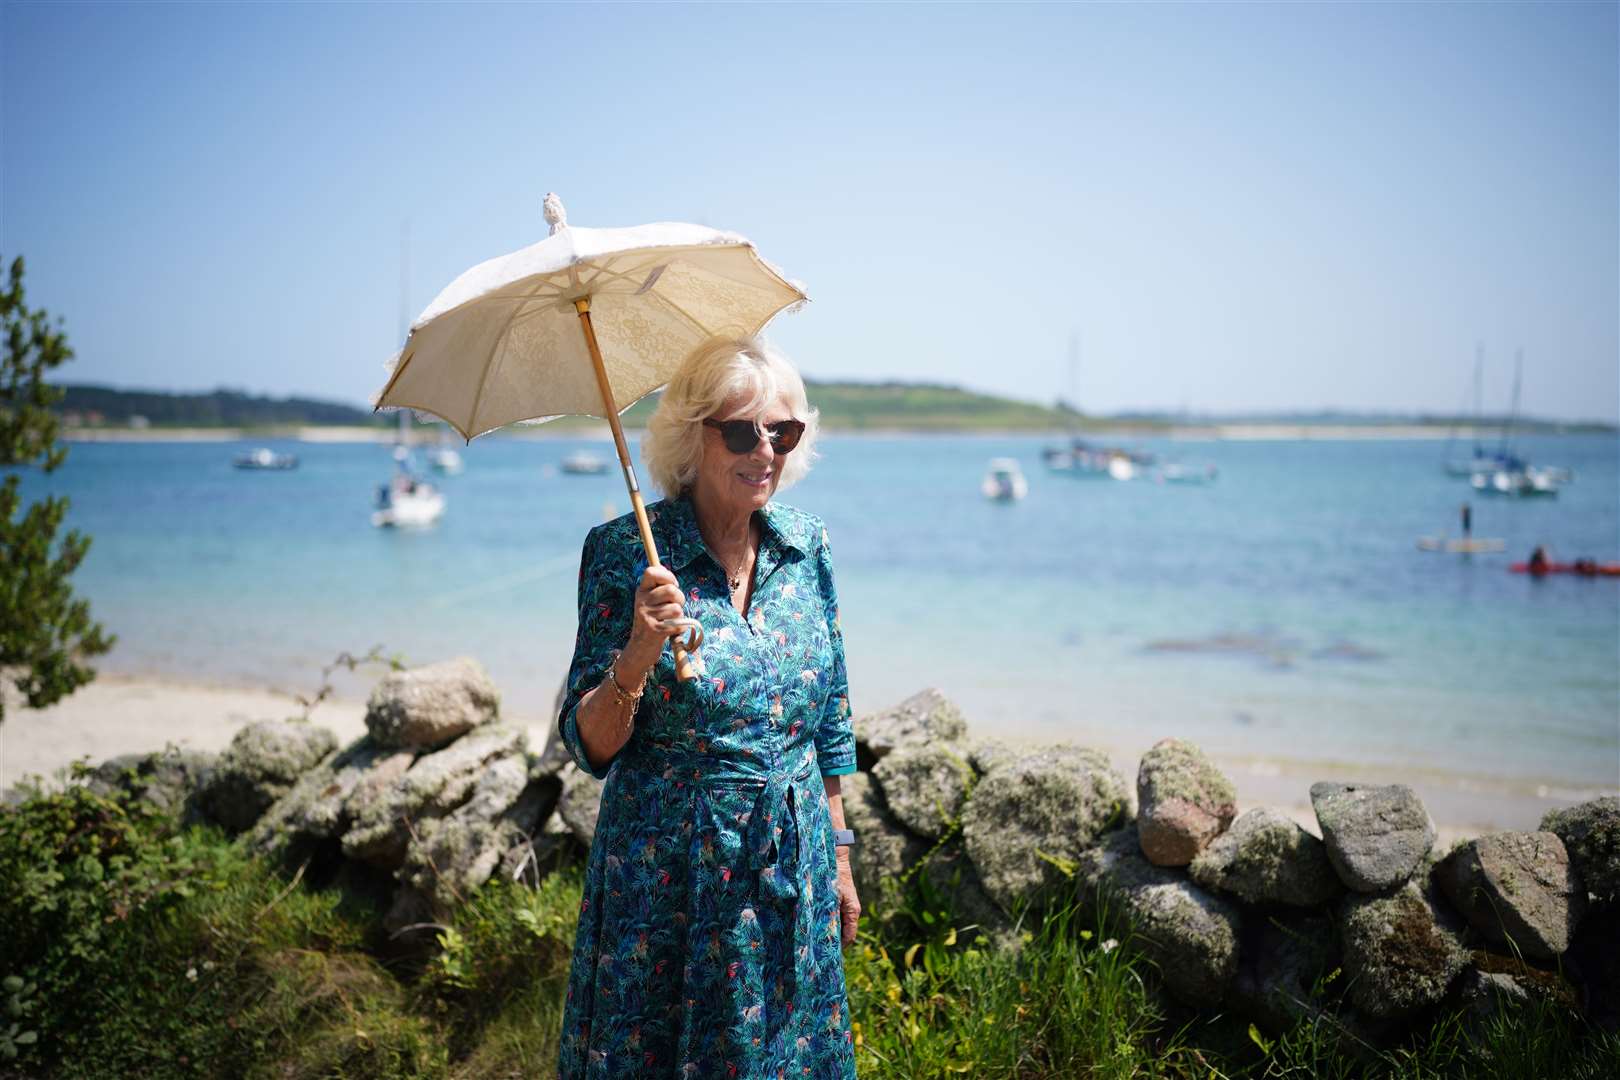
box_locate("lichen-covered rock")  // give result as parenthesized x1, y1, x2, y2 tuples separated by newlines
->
(342, 725, 526, 868)
(1311, 782, 1435, 892)
(839, 771, 928, 916)
(962, 744, 1129, 913)
(365, 656, 500, 750)
(854, 688, 968, 769)
(532, 723, 574, 780)
(401, 754, 539, 907)
(1439, 831, 1584, 961)
(502, 829, 580, 886)
(871, 743, 974, 840)
(250, 736, 416, 854)
(964, 737, 1020, 777)
(1541, 796, 1620, 903)
(556, 762, 606, 848)
(1079, 826, 1242, 1005)
(1453, 969, 1530, 1038)
(1231, 910, 1338, 1033)
(1338, 878, 1468, 1018)
(90, 748, 218, 820)
(922, 844, 1017, 949)
(196, 720, 339, 833)
(1136, 739, 1237, 866)
(1190, 807, 1342, 907)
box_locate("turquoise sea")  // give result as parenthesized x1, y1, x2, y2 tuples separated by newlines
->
(12, 431, 1619, 795)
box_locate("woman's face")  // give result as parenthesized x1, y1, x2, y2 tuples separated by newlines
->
(693, 389, 793, 518)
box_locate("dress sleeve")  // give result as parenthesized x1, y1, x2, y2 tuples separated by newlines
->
(813, 523, 858, 777)
(558, 526, 633, 780)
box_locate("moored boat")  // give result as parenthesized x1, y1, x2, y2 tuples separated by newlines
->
(233, 447, 298, 470)
(980, 458, 1028, 501)
(561, 450, 609, 475)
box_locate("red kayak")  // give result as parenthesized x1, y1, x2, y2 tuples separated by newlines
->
(1510, 562, 1620, 577)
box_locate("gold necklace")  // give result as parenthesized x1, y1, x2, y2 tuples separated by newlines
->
(720, 523, 757, 593)
(723, 548, 750, 592)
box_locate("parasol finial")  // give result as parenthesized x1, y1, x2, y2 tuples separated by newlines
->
(543, 192, 568, 235)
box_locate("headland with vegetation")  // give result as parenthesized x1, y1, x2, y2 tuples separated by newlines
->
(55, 383, 1616, 440)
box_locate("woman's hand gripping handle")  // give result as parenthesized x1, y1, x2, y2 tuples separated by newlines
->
(618, 565, 693, 685)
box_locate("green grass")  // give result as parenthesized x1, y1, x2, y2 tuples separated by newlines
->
(3, 778, 1616, 1079)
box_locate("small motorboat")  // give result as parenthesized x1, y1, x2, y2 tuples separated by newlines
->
(372, 470, 445, 528)
(561, 450, 609, 475)
(980, 458, 1028, 501)
(427, 446, 464, 475)
(233, 447, 298, 470)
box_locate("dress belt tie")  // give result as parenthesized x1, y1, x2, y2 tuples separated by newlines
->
(617, 743, 821, 908)
(616, 742, 827, 1051)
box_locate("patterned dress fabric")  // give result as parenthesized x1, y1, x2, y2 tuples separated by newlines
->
(557, 492, 858, 1080)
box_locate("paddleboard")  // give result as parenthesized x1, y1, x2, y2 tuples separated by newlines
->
(1417, 537, 1506, 553)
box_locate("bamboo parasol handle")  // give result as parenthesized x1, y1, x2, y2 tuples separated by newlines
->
(572, 299, 702, 682)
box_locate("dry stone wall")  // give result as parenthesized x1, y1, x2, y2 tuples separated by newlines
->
(69, 669, 1620, 1044)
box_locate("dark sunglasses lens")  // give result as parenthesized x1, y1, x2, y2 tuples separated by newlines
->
(711, 418, 804, 454)
(767, 421, 804, 453)
(720, 421, 759, 454)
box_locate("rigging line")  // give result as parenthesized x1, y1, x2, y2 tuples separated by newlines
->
(426, 552, 582, 608)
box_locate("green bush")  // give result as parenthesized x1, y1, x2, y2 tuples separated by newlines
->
(0, 762, 234, 1061)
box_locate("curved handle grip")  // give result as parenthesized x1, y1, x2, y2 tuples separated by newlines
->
(667, 617, 705, 682)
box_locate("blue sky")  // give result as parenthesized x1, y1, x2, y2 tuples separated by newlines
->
(4, 1, 1616, 421)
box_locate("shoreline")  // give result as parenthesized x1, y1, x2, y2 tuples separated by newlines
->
(6, 672, 1610, 843)
(0, 673, 555, 796)
(59, 423, 1613, 444)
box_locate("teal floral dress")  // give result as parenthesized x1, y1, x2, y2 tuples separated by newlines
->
(556, 492, 858, 1080)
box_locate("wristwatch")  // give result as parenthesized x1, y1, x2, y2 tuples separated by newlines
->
(832, 828, 856, 847)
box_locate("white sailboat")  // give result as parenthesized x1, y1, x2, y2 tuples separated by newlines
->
(427, 430, 464, 474)
(1468, 352, 1570, 499)
(374, 222, 446, 528)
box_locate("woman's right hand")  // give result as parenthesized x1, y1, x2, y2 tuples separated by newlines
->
(622, 565, 686, 677)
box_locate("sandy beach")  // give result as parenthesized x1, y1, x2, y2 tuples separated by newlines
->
(0, 674, 554, 796)
(6, 673, 1606, 847)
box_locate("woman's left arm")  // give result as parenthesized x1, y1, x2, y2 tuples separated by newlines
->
(824, 774, 859, 947)
(813, 522, 861, 946)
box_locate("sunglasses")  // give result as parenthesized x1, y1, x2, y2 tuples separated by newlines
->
(702, 417, 807, 455)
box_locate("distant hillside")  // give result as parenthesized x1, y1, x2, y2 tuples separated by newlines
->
(53, 383, 1614, 434)
(1114, 408, 1615, 435)
(55, 380, 1091, 433)
(58, 385, 383, 428)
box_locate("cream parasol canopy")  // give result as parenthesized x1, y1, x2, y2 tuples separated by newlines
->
(372, 194, 809, 680)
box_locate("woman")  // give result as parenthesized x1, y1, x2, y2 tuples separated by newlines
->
(556, 336, 860, 1079)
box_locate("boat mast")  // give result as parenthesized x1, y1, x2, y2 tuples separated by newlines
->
(1471, 343, 1483, 456)
(1067, 330, 1080, 437)
(397, 219, 411, 449)
(1496, 348, 1522, 459)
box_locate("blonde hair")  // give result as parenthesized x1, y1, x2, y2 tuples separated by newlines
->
(642, 336, 820, 498)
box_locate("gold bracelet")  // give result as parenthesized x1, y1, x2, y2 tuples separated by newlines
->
(603, 656, 644, 714)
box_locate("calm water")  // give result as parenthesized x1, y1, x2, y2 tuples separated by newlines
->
(13, 432, 1619, 790)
